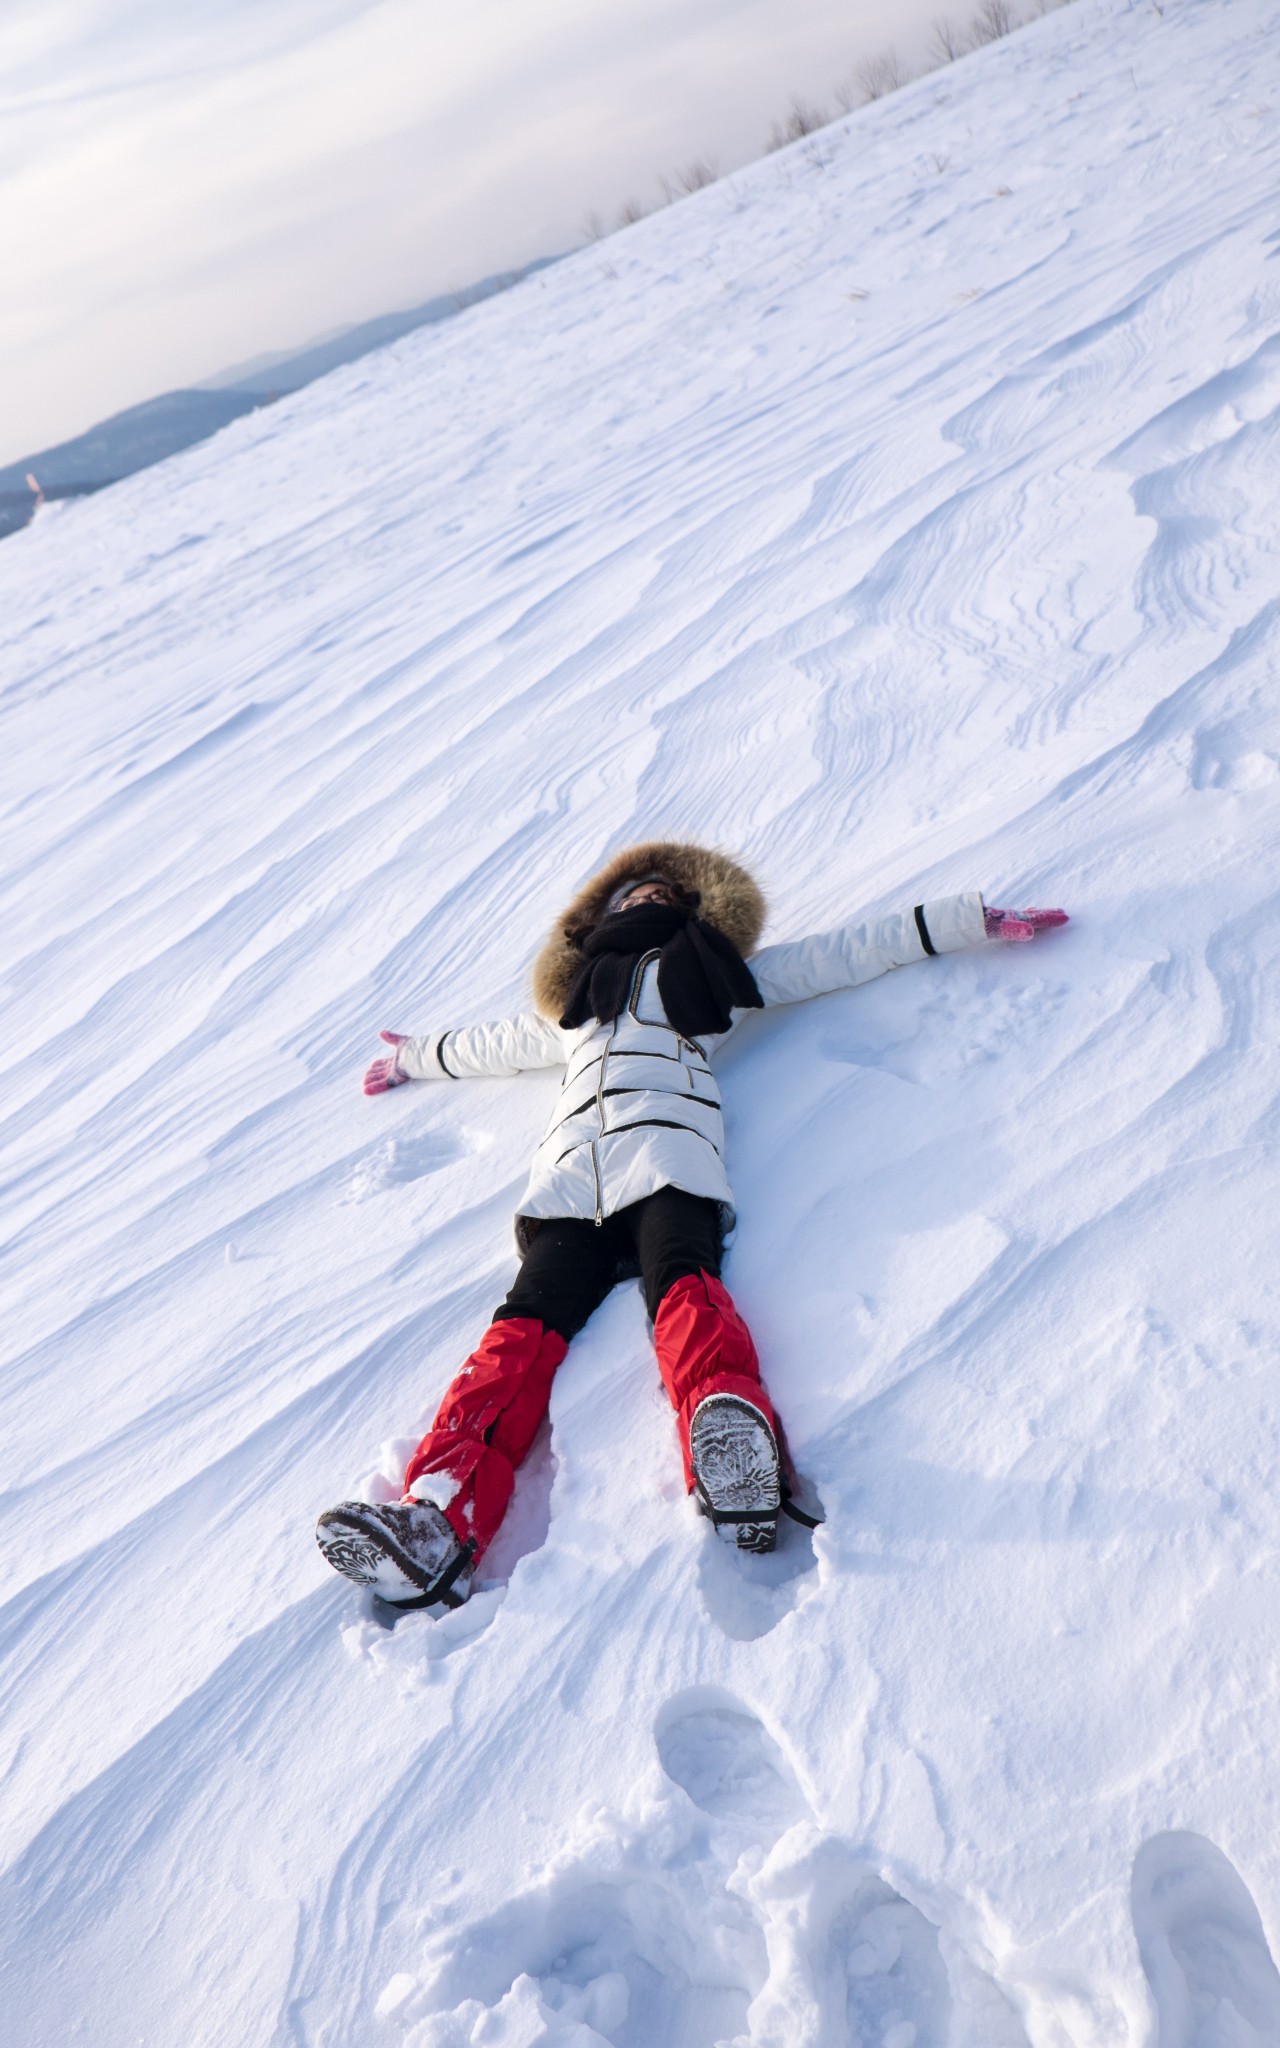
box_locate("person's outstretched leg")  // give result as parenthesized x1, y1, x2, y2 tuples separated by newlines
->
(402, 1217, 623, 1556)
(636, 1189, 781, 1552)
(318, 1218, 620, 1604)
(635, 1188, 774, 1473)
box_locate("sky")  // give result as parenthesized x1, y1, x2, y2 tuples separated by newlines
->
(0, 0, 962, 465)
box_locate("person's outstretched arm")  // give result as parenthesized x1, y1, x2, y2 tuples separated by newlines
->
(748, 892, 1067, 1009)
(363, 1012, 570, 1094)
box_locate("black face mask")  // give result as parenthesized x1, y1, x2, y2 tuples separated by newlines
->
(558, 902, 762, 1038)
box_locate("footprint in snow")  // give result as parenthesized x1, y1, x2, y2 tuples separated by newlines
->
(695, 1481, 822, 1642)
(386, 1691, 1026, 2045)
(654, 1693, 806, 1838)
(656, 1691, 1028, 2048)
(1131, 1831, 1280, 2046)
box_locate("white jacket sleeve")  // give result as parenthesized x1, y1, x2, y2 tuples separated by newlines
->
(748, 892, 987, 1008)
(396, 1012, 570, 1081)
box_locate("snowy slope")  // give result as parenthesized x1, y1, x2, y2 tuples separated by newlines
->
(4, 2, 1280, 2042)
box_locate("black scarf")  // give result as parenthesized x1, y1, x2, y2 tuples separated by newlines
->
(558, 902, 763, 1039)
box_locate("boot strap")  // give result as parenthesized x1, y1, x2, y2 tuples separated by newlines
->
(376, 1534, 477, 1611)
(694, 1479, 823, 1531)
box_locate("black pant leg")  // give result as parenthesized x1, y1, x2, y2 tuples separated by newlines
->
(630, 1187, 724, 1321)
(493, 1216, 623, 1341)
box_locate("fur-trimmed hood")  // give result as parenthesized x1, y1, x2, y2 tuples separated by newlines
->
(531, 841, 766, 1020)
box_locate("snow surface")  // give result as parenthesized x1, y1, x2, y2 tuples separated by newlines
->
(4, 2, 1280, 2041)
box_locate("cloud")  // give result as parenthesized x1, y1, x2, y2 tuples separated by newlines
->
(0, 0, 949, 462)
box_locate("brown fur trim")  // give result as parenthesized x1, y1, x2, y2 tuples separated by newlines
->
(531, 841, 766, 1020)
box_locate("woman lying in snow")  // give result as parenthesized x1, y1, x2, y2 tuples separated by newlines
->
(317, 842, 1066, 1612)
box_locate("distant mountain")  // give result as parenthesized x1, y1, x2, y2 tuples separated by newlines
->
(0, 389, 264, 506)
(2, 255, 558, 541)
(202, 258, 558, 397)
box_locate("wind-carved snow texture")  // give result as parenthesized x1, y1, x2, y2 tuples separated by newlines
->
(5, 0, 1280, 2042)
(1131, 1834, 1280, 2048)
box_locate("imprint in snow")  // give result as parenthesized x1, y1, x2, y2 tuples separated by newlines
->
(695, 1492, 819, 1643)
(339, 1130, 474, 1204)
(734, 1824, 1031, 2048)
(1191, 721, 1280, 793)
(408, 1968, 627, 2044)
(341, 1586, 505, 1679)
(481, 1418, 556, 1586)
(408, 1471, 461, 1511)
(392, 1692, 1027, 2046)
(655, 1692, 806, 1838)
(654, 1693, 1028, 2047)
(397, 1792, 760, 2047)
(1131, 1831, 1280, 2046)
(817, 973, 1069, 1090)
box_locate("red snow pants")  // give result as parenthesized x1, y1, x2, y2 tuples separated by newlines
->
(402, 1316, 568, 1562)
(401, 1189, 775, 1561)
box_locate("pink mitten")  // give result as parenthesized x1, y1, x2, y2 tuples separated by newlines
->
(363, 1030, 410, 1095)
(984, 906, 1069, 942)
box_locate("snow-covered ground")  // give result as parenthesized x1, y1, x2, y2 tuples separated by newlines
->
(5, 2, 1280, 2040)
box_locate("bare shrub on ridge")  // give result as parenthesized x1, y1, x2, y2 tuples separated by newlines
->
(970, 0, 1016, 43)
(659, 157, 721, 202)
(767, 96, 828, 151)
(583, 0, 1066, 248)
(856, 48, 905, 101)
(931, 14, 966, 61)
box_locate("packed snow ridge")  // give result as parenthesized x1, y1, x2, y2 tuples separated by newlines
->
(3, 1, 1280, 2041)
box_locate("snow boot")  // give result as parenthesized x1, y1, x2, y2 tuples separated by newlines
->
(315, 1497, 475, 1610)
(689, 1391, 782, 1554)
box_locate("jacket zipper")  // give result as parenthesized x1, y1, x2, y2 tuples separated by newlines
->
(592, 950, 660, 1225)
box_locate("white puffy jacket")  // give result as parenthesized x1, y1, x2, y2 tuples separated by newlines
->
(396, 893, 986, 1238)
